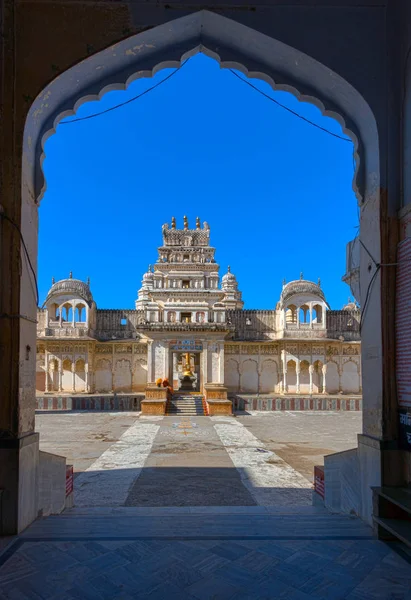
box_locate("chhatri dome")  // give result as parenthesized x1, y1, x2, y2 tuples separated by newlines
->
(222, 265, 237, 285)
(44, 272, 93, 306)
(280, 273, 327, 307)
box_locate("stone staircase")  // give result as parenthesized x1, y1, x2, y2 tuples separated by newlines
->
(166, 394, 206, 416)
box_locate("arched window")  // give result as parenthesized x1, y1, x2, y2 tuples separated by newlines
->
(62, 303, 73, 323)
(62, 358, 72, 371)
(50, 303, 59, 320)
(75, 303, 86, 322)
(285, 305, 297, 324)
(299, 305, 310, 324)
(312, 304, 323, 324)
(75, 358, 85, 372)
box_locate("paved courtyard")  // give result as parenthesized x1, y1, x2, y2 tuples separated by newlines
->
(2, 411, 411, 599)
(35, 411, 362, 507)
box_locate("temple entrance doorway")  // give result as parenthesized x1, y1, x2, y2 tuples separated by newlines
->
(171, 352, 201, 392)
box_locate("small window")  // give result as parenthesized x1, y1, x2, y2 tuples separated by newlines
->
(120, 318, 127, 326)
(182, 280, 190, 289)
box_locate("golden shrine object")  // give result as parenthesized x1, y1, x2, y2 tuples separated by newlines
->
(183, 352, 194, 377)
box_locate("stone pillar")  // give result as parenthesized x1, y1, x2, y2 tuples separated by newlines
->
(309, 364, 314, 394)
(44, 351, 49, 393)
(164, 346, 170, 382)
(202, 343, 208, 392)
(296, 307, 300, 328)
(309, 303, 313, 328)
(130, 363, 134, 393)
(322, 364, 327, 394)
(296, 359, 300, 394)
(72, 363, 76, 392)
(58, 365, 63, 392)
(281, 350, 287, 393)
(146, 341, 153, 382)
(72, 303, 75, 326)
(218, 343, 224, 384)
(111, 367, 115, 393)
(85, 364, 89, 393)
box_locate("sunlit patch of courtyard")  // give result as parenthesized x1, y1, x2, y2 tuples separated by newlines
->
(36, 411, 361, 508)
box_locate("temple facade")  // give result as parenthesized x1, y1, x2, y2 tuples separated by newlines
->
(36, 217, 361, 398)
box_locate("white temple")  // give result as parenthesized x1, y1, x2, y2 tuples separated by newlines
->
(36, 217, 361, 400)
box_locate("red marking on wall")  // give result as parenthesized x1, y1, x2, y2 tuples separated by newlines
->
(397, 238, 411, 406)
(314, 465, 325, 498)
(66, 465, 74, 497)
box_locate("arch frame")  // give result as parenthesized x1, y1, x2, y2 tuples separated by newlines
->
(17, 9, 384, 525)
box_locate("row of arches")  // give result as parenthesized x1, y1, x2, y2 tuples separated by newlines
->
(225, 358, 361, 394)
(167, 311, 206, 323)
(285, 303, 323, 325)
(38, 357, 148, 393)
(48, 302, 87, 324)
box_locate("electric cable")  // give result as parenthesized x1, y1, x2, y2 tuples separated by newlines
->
(0, 212, 39, 307)
(359, 265, 380, 334)
(60, 59, 189, 124)
(228, 69, 352, 143)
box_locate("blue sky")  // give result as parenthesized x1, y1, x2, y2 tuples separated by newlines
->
(39, 53, 357, 310)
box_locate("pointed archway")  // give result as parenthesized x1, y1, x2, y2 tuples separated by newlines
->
(6, 10, 383, 533)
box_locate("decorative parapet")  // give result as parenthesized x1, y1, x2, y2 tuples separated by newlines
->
(145, 385, 168, 400)
(137, 322, 235, 333)
(204, 383, 232, 416)
(142, 385, 167, 415)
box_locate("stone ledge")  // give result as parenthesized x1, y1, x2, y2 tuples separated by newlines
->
(206, 399, 233, 416)
(36, 395, 143, 411)
(141, 398, 167, 416)
(232, 395, 362, 411)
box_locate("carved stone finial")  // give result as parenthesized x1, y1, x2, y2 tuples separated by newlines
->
(69, 271, 73, 279)
(87, 277, 90, 285)
(183, 215, 188, 230)
(282, 278, 286, 287)
(227, 265, 231, 273)
(196, 216, 200, 229)
(171, 216, 176, 229)
(148, 264, 152, 273)
(318, 277, 321, 287)
(300, 272, 303, 280)
(51, 276, 55, 285)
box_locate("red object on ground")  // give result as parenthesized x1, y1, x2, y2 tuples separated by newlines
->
(314, 465, 325, 498)
(66, 465, 74, 496)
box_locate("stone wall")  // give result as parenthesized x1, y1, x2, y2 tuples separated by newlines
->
(224, 342, 361, 395)
(95, 309, 145, 340)
(36, 395, 143, 411)
(232, 396, 362, 411)
(226, 310, 277, 341)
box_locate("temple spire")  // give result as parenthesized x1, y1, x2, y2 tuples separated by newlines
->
(69, 271, 73, 279)
(183, 215, 188, 230)
(171, 216, 176, 229)
(196, 216, 200, 229)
